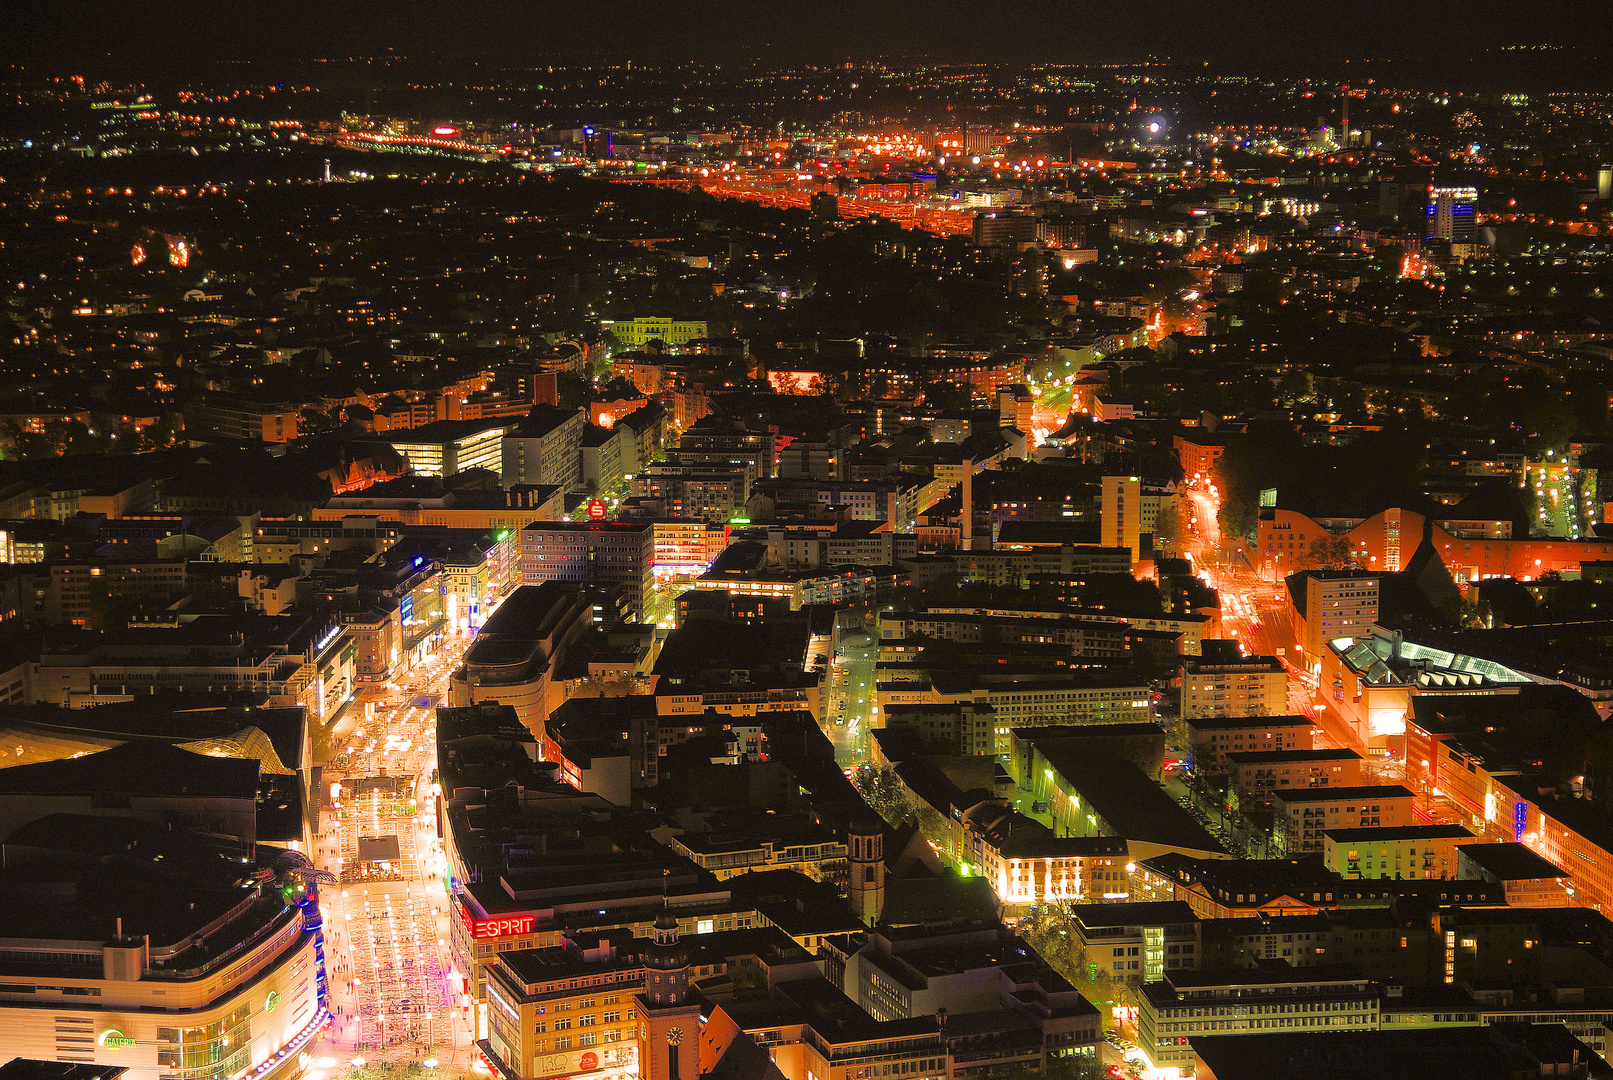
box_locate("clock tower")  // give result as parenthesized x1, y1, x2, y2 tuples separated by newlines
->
(635, 906, 701, 1080)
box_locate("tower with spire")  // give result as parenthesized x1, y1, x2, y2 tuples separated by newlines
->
(634, 890, 702, 1080)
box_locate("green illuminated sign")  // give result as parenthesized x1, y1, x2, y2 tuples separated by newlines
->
(265, 990, 280, 1013)
(100, 1029, 137, 1050)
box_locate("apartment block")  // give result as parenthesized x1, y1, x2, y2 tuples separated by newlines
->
(1186, 715, 1317, 774)
(1323, 824, 1476, 880)
(1274, 786, 1416, 855)
(1181, 654, 1288, 719)
(1227, 748, 1364, 811)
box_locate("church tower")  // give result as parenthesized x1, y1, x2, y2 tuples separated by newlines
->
(635, 906, 701, 1080)
(847, 814, 886, 927)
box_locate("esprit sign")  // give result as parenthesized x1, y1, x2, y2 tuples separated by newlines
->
(471, 914, 536, 940)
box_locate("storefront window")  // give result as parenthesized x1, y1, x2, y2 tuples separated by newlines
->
(157, 1004, 252, 1080)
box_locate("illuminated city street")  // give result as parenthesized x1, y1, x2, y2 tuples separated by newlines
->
(826, 626, 878, 767)
(309, 640, 479, 1078)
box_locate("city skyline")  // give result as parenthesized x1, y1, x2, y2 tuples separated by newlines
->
(4, 0, 1613, 72)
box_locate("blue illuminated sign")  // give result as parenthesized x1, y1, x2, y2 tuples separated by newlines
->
(1514, 801, 1528, 842)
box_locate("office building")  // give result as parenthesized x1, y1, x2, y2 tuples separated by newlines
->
(1139, 965, 1381, 1076)
(370, 418, 509, 478)
(32, 611, 356, 721)
(1068, 901, 1203, 982)
(1425, 186, 1478, 243)
(503, 407, 586, 491)
(520, 521, 654, 619)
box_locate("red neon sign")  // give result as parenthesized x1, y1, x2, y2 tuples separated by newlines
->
(473, 914, 536, 939)
(433, 126, 457, 136)
(588, 499, 606, 521)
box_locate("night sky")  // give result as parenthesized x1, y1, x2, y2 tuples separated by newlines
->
(3, 0, 1610, 71)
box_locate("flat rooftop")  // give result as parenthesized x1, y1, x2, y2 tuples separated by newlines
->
(1038, 748, 1226, 855)
(1186, 714, 1314, 731)
(1067, 901, 1199, 929)
(1456, 842, 1568, 881)
(1271, 785, 1415, 804)
(1225, 748, 1362, 765)
(1322, 824, 1473, 843)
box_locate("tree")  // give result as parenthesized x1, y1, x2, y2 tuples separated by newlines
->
(299, 406, 336, 435)
(1276, 369, 1314, 406)
(1152, 499, 1182, 550)
(1300, 536, 1358, 571)
(556, 373, 591, 410)
(919, 380, 972, 411)
(852, 765, 910, 826)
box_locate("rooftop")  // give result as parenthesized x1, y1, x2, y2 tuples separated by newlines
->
(1189, 1025, 1613, 1080)
(1037, 748, 1226, 855)
(1067, 901, 1199, 929)
(1225, 748, 1362, 765)
(0, 741, 259, 800)
(1455, 842, 1568, 881)
(1271, 785, 1415, 805)
(1321, 824, 1474, 843)
(1186, 714, 1314, 731)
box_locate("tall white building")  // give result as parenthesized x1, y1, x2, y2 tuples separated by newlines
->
(1294, 570, 1380, 671)
(1425, 186, 1477, 242)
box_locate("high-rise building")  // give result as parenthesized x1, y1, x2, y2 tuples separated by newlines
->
(1425, 186, 1477, 242)
(502, 406, 585, 491)
(1101, 475, 1142, 564)
(810, 190, 840, 223)
(1294, 570, 1380, 671)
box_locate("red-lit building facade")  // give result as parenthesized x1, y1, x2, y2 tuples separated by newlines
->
(1258, 506, 1613, 583)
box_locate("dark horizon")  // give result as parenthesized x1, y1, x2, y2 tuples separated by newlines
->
(4, 0, 1612, 78)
